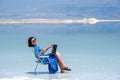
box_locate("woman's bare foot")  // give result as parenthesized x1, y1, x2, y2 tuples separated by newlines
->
(60, 70, 65, 73)
(61, 67, 71, 73)
(64, 67, 71, 71)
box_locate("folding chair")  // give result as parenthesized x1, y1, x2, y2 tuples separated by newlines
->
(32, 48, 50, 72)
(32, 44, 57, 73)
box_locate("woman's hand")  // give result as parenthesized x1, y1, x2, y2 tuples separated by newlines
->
(50, 44, 54, 48)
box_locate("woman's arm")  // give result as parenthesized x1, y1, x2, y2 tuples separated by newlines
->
(37, 51, 43, 57)
(43, 45, 53, 53)
(37, 45, 53, 57)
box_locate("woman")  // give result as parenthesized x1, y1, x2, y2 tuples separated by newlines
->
(28, 37, 71, 73)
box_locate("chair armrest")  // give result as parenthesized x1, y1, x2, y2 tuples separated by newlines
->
(39, 56, 49, 58)
(39, 56, 50, 64)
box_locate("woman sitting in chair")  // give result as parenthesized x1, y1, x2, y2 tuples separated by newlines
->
(28, 37, 71, 73)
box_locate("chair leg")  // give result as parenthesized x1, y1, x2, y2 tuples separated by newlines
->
(34, 62, 39, 72)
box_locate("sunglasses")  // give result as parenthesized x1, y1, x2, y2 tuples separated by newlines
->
(32, 38, 36, 43)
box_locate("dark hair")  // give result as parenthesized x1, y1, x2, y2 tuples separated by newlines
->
(28, 37, 35, 47)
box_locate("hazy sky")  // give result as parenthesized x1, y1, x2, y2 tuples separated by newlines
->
(0, 0, 120, 8)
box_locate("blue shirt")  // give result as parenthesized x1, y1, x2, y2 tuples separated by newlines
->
(33, 45, 44, 58)
(33, 45, 49, 63)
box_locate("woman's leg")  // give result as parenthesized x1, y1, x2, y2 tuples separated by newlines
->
(55, 51, 71, 73)
(55, 51, 66, 70)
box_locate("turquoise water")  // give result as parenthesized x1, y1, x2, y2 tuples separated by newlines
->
(0, 0, 120, 80)
(0, 23, 120, 80)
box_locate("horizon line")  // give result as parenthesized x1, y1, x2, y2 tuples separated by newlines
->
(0, 18, 120, 24)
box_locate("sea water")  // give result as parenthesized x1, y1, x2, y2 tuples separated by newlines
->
(0, 0, 120, 80)
(0, 23, 120, 80)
